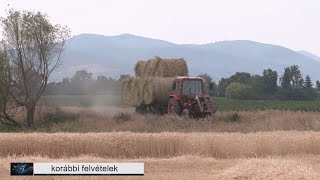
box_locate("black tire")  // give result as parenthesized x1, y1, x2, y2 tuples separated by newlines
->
(169, 98, 182, 115)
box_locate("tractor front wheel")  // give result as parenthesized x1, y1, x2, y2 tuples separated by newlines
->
(168, 98, 182, 115)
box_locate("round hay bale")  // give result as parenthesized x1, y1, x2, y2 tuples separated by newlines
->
(132, 78, 143, 106)
(159, 57, 188, 77)
(139, 77, 174, 105)
(153, 77, 174, 105)
(121, 77, 135, 105)
(121, 79, 129, 105)
(134, 60, 145, 77)
(127, 78, 136, 106)
(122, 77, 174, 106)
(153, 56, 162, 77)
(138, 78, 147, 105)
(143, 78, 154, 104)
(134, 57, 188, 77)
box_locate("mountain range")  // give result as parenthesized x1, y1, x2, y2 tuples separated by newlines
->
(53, 33, 320, 82)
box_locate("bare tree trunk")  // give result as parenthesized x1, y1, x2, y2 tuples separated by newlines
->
(26, 105, 35, 127)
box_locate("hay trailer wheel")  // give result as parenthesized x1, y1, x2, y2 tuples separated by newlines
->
(168, 98, 181, 115)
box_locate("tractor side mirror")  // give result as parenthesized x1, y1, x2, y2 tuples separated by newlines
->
(209, 83, 214, 90)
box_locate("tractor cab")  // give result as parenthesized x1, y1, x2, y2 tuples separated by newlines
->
(171, 77, 204, 97)
(169, 77, 217, 118)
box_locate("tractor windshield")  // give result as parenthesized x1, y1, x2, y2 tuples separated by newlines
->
(182, 80, 203, 96)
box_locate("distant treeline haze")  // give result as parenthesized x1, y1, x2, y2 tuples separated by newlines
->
(45, 70, 129, 95)
(45, 65, 320, 100)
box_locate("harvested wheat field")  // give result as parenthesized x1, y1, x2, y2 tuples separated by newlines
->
(0, 132, 320, 179)
(2, 110, 320, 179)
(37, 108, 320, 133)
(2, 132, 320, 158)
(1, 155, 320, 179)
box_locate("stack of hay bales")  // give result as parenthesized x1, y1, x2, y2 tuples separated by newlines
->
(122, 57, 188, 106)
(121, 77, 174, 106)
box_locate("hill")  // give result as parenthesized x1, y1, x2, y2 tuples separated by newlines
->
(298, 50, 320, 62)
(53, 33, 320, 82)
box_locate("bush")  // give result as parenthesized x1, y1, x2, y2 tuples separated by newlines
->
(277, 88, 317, 101)
(225, 82, 251, 99)
(113, 112, 131, 122)
(45, 107, 79, 124)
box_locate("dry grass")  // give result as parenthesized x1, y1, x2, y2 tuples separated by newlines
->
(0, 155, 320, 179)
(2, 107, 320, 133)
(218, 157, 320, 180)
(1, 131, 320, 158)
(27, 108, 320, 133)
(2, 108, 320, 179)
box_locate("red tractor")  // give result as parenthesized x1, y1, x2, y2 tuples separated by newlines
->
(134, 76, 217, 118)
(168, 77, 217, 118)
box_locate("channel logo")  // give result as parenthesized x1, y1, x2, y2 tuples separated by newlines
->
(11, 163, 34, 176)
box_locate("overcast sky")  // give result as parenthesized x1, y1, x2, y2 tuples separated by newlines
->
(0, 0, 319, 55)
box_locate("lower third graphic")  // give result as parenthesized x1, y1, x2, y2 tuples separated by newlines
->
(11, 163, 34, 176)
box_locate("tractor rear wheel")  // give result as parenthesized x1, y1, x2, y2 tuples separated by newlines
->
(168, 98, 182, 115)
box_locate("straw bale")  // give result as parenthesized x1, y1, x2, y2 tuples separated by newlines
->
(121, 77, 174, 106)
(135, 56, 188, 77)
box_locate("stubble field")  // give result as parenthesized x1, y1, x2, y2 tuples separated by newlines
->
(1, 155, 320, 179)
(1, 106, 320, 179)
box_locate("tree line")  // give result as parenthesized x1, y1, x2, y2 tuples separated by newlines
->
(201, 65, 320, 100)
(52, 64, 320, 102)
(44, 70, 129, 95)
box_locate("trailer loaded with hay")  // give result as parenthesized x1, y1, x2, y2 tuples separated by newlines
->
(121, 57, 217, 118)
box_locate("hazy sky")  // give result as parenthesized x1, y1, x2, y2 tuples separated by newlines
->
(0, 0, 320, 55)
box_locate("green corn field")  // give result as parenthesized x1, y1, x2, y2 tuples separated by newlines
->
(214, 97, 320, 111)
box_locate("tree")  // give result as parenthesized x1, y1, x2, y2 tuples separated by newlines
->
(62, 78, 70, 85)
(278, 65, 316, 100)
(304, 75, 313, 89)
(217, 78, 231, 96)
(317, 81, 320, 91)
(97, 75, 108, 81)
(291, 65, 304, 88)
(263, 68, 278, 94)
(0, 10, 70, 128)
(0, 50, 21, 127)
(217, 72, 251, 97)
(250, 75, 264, 98)
(119, 74, 131, 81)
(230, 72, 251, 84)
(198, 73, 212, 87)
(280, 65, 304, 89)
(198, 73, 216, 96)
(225, 82, 251, 99)
(71, 70, 93, 81)
(280, 67, 291, 89)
